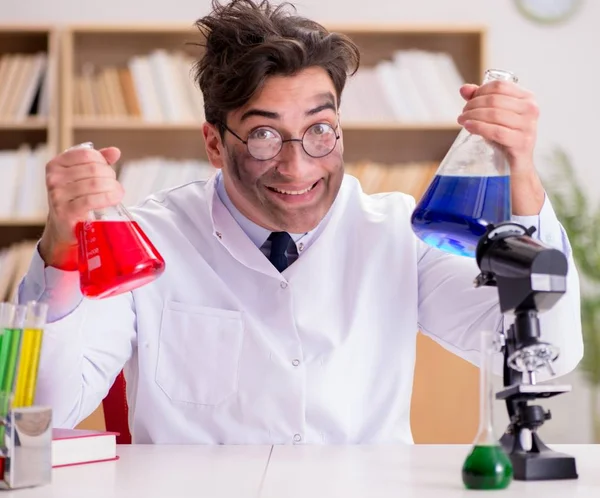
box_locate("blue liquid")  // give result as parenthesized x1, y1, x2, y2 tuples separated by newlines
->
(411, 175, 510, 258)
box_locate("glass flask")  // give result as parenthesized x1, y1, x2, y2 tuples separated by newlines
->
(462, 330, 513, 490)
(71, 142, 166, 299)
(411, 69, 517, 258)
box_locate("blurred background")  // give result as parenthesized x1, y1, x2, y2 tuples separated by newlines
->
(0, 0, 598, 444)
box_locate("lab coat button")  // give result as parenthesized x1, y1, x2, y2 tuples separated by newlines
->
(280, 281, 288, 289)
(298, 242, 304, 252)
(215, 231, 222, 239)
(293, 433, 302, 442)
(292, 359, 300, 366)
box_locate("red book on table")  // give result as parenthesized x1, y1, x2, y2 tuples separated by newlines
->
(52, 428, 119, 468)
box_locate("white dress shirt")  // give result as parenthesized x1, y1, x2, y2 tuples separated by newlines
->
(18, 173, 583, 444)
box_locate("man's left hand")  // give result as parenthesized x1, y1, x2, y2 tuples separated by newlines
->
(457, 80, 539, 176)
(457, 80, 545, 215)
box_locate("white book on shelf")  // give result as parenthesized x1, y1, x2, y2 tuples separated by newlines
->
(32, 143, 49, 217)
(0, 245, 18, 302)
(339, 71, 364, 122)
(0, 149, 20, 217)
(152, 159, 182, 192)
(121, 158, 163, 205)
(14, 144, 46, 218)
(392, 51, 432, 122)
(359, 68, 397, 122)
(128, 56, 164, 122)
(433, 52, 466, 115)
(373, 61, 413, 122)
(10, 144, 31, 217)
(402, 50, 459, 122)
(177, 53, 205, 122)
(148, 50, 187, 122)
(118, 160, 145, 206)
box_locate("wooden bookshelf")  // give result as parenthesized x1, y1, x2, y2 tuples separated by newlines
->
(0, 26, 59, 301)
(58, 23, 488, 443)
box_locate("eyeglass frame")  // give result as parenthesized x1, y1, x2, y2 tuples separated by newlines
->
(218, 120, 341, 161)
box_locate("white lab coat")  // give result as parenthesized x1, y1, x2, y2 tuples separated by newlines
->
(20, 173, 583, 444)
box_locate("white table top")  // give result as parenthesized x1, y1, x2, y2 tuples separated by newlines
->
(4, 443, 599, 497)
(261, 444, 600, 498)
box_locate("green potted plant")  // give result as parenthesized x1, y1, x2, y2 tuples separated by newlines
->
(544, 147, 600, 442)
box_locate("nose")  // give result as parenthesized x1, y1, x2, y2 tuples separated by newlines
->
(275, 139, 312, 178)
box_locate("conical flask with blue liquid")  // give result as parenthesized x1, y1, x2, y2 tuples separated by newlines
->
(411, 69, 517, 258)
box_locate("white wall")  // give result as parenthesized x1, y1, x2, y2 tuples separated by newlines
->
(3, 0, 599, 443)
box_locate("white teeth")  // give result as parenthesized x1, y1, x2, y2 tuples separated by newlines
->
(272, 184, 314, 195)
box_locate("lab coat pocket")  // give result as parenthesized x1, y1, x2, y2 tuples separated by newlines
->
(156, 301, 244, 406)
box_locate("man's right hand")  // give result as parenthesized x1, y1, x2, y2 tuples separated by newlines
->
(39, 146, 124, 270)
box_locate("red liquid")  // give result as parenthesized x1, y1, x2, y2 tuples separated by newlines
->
(76, 220, 165, 299)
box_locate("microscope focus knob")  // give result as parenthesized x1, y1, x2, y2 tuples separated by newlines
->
(522, 405, 550, 429)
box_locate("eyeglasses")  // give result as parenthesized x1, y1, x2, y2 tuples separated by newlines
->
(220, 122, 340, 161)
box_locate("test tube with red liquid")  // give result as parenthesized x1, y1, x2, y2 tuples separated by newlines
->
(70, 142, 165, 299)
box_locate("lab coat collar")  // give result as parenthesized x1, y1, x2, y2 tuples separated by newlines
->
(204, 172, 287, 279)
(214, 171, 317, 251)
(206, 170, 335, 275)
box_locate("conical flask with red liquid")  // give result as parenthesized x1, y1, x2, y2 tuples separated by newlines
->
(411, 69, 517, 258)
(71, 142, 165, 299)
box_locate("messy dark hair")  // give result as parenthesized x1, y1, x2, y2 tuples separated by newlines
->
(192, 0, 361, 131)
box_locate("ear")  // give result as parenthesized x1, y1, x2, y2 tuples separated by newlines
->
(203, 122, 226, 169)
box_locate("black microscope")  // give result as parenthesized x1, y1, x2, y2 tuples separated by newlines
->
(473, 221, 579, 481)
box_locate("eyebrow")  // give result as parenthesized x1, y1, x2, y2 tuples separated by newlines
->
(239, 92, 337, 122)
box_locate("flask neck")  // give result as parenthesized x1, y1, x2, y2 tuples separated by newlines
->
(482, 69, 518, 85)
(474, 331, 499, 445)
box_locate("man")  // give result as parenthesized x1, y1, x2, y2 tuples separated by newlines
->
(19, 0, 582, 444)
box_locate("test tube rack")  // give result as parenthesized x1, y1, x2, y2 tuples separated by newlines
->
(0, 405, 53, 490)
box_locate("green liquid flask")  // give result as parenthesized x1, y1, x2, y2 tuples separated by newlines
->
(462, 330, 513, 490)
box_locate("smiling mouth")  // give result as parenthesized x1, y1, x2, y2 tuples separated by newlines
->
(267, 180, 319, 195)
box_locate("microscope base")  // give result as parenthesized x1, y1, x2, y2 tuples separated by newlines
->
(500, 432, 578, 481)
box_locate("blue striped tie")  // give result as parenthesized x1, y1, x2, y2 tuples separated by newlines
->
(268, 232, 292, 272)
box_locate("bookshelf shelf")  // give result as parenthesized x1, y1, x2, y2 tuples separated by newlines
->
(70, 119, 462, 132)
(0, 217, 46, 227)
(72, 119, 202, 131)
(0, 119, 49, 130)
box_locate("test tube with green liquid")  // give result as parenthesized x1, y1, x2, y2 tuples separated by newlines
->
(462, 330, 513, 490)
(0, 302, 26, 445)
(12, 301, 48, 409)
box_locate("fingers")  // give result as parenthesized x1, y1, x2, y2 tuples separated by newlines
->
(99, 146, 121, 166)
(458, 108, 526, 131)
(65, 177, 123, 203)
(468, 80, 532, 100)
(54, 146, 121, 168)
(50, 179, 124, 220)
(67, 189, 124, 217)
(460, 84, 478, 101)
(464, 121, 535, 153)
(47, 161, 117, 188)
(461, 94, 536, 116)
(462, 120, 527, 150)
(45, 144, 124, 220)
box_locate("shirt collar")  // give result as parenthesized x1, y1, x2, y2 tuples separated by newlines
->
(215, 170, 310, 248)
